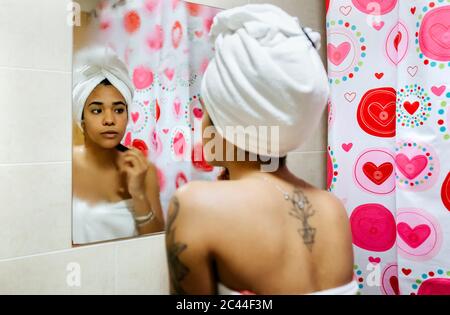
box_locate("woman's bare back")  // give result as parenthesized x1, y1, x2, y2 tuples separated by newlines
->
(179, 175, 354, 294)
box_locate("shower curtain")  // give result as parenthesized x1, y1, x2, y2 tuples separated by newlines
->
(93, 0, 221, 216)
(326, 0, 450, 294)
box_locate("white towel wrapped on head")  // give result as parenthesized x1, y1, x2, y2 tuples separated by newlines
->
(201, 4, 330, 158)
(73, 46, 134, 130)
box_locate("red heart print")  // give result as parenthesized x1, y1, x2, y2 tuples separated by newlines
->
(394, 31, 402, 52)
(132, 139, 149, 158)
(172, 21, 183, 49)
(191, 143, 213, 172)
(368, 256, 381, 264)
(175, 172, 188, 189)
(193, 107, 203, 119)
(442, 172, 450, 211)
(124, 11, 141, 34)
(402, 268, 412, 276)
(357, 87, 397, 138)
(403, 101, 420, 115)
(375, 72, 384, 79)
(367, 102, 396, 127)
(417, 278, 450, 295)
(155, 99, 161, 122)
(363, 162, 393, 185)
(173, 132, 186, 157)
(390, 276, 400, 295)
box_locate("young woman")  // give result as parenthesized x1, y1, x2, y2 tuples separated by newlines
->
(165, 4, 356, 295)
(72, 47, 164, 245)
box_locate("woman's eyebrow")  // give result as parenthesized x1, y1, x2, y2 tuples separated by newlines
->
(88, 101, 126, 107)
(88, 101, 103, 107)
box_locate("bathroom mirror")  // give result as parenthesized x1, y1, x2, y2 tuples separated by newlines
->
(72, 0, 222, 246)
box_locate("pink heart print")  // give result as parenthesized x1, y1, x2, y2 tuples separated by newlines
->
(342, 143, 353, 152)
(395, 154, 428, 180)
(145, 0, 160, 12)
(431, 85, 446, 96)
(147, 24, 164, 51)
(131, 112, 140, 124)
(352, 0, 398, 15)
(164, 68, 175, 81)
(173, 132, 186, 157)
(173, 98, 182, 118)
(397, 222, 431, 249)
(430, 23, 450, 49)
(133, 66, 154, 90)
(327, 42, 351, 66)
(373, 21, 385, 31)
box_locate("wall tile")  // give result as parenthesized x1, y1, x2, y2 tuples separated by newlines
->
(295, 112, 328, 153)
(0, 162, 72, 260)
(287, 151, 327, 189)
(115, 234, 169, 295)
(0, 68, 72, 164)
(0, 242, 115, 295)
(0, 0, 72, 72)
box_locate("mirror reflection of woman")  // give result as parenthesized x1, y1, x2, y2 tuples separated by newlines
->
(72, 47, 164, 245)
(165, 5, 356, 295)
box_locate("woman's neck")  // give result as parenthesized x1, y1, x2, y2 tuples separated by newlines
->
(224, 159, 289, 181)
(83, 138, 119, 170)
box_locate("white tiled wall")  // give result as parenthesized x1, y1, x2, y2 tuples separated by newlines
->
(0, 0, 327, 294)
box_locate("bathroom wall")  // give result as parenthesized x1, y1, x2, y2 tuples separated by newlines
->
(0, 0, 327, 294)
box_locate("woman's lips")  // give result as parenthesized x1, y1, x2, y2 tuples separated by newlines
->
(101, 132, 118, 139)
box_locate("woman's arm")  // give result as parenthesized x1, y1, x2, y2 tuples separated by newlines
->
(165, 188, 216, 295)
(118, 147, 164, 234)
(134, 163, 164, 234)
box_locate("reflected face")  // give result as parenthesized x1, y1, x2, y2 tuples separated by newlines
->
(83, 84, 128, 149)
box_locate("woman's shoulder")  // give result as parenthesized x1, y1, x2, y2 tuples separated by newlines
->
(307, 188, 348, 218)
(72, 145, 86, 166)
(173, 180, 235, 210)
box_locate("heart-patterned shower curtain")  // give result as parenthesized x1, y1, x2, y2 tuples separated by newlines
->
(93, 0, 221, 216)
(326, 0, 450, 295)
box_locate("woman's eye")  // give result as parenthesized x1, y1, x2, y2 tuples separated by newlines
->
(91, 109, 101, 114)
(115, 108, 126, 114)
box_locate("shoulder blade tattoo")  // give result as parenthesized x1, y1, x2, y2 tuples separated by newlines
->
(166, 197, 190, 295)
(288, 190, 316, 252)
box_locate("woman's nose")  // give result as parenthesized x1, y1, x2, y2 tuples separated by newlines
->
(103, 111, 115, 125)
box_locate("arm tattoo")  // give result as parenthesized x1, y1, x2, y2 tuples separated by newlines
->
(166, 197, 190, 295)
(288, 189, 316, 252)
